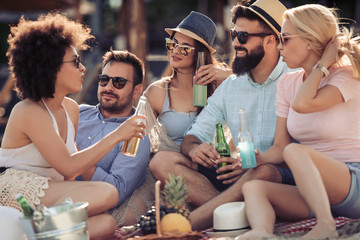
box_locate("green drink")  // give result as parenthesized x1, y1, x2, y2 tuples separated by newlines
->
(215, 123, 231, 174)
(193, 52, 207, 107)
(16, 193, 34, 217)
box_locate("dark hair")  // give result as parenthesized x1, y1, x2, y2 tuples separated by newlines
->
(231, 3, 277, 36)
(102, 49, 144, 86)
(7, 13, 94, 101)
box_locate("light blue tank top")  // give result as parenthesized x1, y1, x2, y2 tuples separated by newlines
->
(158, 82, 197, 145)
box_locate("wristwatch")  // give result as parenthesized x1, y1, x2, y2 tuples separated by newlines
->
(313, 63, 329, 77)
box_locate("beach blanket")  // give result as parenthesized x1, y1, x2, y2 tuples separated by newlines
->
(111, 217, 360, 240)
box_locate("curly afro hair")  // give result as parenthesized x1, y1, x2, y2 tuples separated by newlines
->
(7, 13, 94, 101)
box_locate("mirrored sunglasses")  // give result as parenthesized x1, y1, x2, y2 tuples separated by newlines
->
(165, 38, 195, 56)
(63, 55, 81, 68)
(230, 30, 272, 44)
(97, 75, 133, 89)
(279, 33, 301, 46)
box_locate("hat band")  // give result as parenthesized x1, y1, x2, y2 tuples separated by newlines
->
(176, 24, 211, 45)
(250, 5, 281, 33)
(213, 226, 251, 232)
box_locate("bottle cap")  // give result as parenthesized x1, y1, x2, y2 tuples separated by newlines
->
(15, 193, 23, 200)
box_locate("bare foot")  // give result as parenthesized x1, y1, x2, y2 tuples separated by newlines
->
(235, 229, 273, 240)
(303, 219, 338, 239)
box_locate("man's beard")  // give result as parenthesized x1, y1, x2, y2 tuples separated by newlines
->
(99, 89, 134, 114)
(232, 45, 265, 76)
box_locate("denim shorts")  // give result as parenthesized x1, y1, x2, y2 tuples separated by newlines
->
(277, 166, 295, 185)
(330, 162, 360, 218)
(197, 164, 295, 192)
(308, 162, 360, 218)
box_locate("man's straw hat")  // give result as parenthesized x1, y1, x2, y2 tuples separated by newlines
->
(248, 0, 287, 35)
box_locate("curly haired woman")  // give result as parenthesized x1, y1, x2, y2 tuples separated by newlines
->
(0, 13, 145, 239)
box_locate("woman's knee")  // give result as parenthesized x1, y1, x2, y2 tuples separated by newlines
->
(93, 182, 118, 207)
(101, 214, 117, 234)
(148, 153, 163, 173)
(283, 143, 304, 163)
(88, 213, 117, 240)
(243, 180, 274, 200)
(243, 179, 265, 195)
(149, 151, 185, 178)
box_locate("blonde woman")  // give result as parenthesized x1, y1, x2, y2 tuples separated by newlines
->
(237, 4, 360, 240)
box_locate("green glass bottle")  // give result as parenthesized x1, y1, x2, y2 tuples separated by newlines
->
(16, 193, 34, 217)
(215, 123, 231, 175)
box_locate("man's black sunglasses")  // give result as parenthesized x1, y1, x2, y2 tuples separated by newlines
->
(97, 75, 133, 89)
(63, 55, 81, 68)
(230, 30, 272, 44)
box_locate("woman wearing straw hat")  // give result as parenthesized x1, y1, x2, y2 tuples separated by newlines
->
(144, 12, 231, 161)
(239, 4, 360, 239)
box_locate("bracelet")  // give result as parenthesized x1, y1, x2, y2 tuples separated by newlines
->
(313, 63, 329, 77)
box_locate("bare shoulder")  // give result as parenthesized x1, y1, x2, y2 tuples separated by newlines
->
(144, 79, 167, 96)
(62, 97, 79, 129)
(12, 99, 44, 116)
(144, 79, 168, 115)
(62, 97, 79, 113)
(2, 99, 51, 147)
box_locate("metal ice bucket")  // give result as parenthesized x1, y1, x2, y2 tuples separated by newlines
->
(21, 198, 89, 240)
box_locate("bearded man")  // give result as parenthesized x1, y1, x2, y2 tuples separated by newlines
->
(76, 49, 150, 209)
(148, 0, 294, 231)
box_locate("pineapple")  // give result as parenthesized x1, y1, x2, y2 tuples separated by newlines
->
(162, 174, 190, 220)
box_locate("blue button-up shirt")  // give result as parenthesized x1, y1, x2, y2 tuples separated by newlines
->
(185, 58, 291, 153)
(76, 104, 151, 207)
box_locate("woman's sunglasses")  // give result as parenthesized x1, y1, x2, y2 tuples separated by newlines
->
(97, 75, 133, 89)
(279, 33, 301, 46)
(230, 30, 272, 44)
(165, 38, 195, 56)
(63, 55, 81, 68)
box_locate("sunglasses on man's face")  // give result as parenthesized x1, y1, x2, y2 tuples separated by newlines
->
(63, 55, 81, 68)
(97, 75, 133, 89)
(230, 30, 272, 44)
(165, 38, 195, 56)
(279, 33, 301, 46)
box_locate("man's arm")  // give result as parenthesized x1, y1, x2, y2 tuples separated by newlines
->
(256, 117, 292, 165)
(90, 137, 151, 207)
(181, 134, 219, 168)
(181, 134, 202, 159)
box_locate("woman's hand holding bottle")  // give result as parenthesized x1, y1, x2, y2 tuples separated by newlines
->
(194, 64, 232, 85)
(116, 115, 146, 142)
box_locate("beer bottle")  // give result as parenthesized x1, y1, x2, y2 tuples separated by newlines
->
(237, 109, 256, 169)
(193, 52, 207, 107)
(122, 95, 147, 157)
(15, 193, 34, 217)
(215, 123, 231, 174)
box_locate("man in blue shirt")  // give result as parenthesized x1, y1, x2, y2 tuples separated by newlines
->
(149, 0, 293, 230)
(76, 50, 150, 211)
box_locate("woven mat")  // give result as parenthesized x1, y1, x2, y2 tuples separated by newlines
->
(111, 217, 360, 240)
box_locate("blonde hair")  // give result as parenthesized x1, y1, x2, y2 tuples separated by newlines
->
(284, 4, 360, 78)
